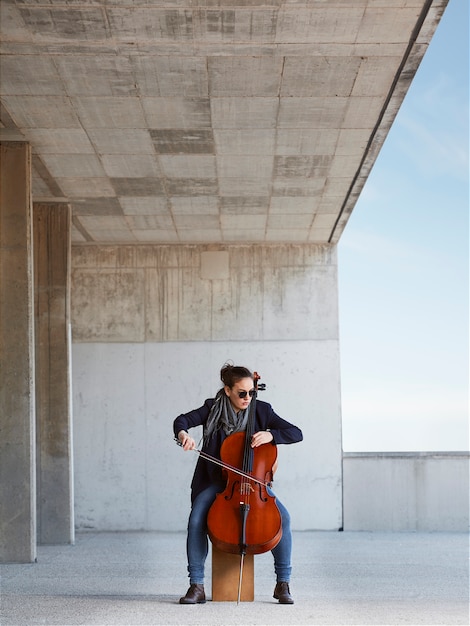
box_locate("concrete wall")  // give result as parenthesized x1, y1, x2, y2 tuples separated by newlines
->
(343, 452, 469, 532)
(71, 243, 343, 531)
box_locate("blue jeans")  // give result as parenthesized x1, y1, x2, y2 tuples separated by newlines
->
(186, 484, 292, 585)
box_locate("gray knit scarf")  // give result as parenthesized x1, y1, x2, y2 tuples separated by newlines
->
(203, 388, 248, 445)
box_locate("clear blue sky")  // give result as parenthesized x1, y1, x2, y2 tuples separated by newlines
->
(338, 0, 468, 452)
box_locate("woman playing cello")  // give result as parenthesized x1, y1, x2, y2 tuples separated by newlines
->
(173, 363, 303, 604)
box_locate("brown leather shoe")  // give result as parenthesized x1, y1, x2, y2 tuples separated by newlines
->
(179, 583, 206, 604)
(273, 581, 294, 604)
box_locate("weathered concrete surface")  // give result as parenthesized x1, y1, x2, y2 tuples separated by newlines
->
(0, 0, 449, 245)
(71, 243, 338, 342)
(33, 203, 74, 545)
(70, 243, 342, 531)
(0, 142, 36, 563)
(343, 452, 470, 531)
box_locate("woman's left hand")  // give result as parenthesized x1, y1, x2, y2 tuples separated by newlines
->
(251, 431, 274, 447)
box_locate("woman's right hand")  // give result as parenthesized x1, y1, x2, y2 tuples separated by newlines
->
(178, 430, 196, 451)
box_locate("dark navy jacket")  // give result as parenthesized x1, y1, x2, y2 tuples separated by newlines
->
(173, 398, 303, 502)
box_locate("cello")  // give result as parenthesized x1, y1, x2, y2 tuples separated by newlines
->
(205, 372, 282, 600)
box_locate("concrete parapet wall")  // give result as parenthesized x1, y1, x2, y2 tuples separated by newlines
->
(343, 452, 470, 532)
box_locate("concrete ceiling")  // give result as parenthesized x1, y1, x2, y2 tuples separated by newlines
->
(0, 0, 447, 246)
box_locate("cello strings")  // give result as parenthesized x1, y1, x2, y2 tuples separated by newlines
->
(195, 449, 269, 488)
(176, 438, 269, 487)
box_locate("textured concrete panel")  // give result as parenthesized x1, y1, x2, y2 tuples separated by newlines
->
(274, 155, 333, 178)
(150, 129, 215, 155)
(107, 8, 194, 42)
(214, 129, 276, 155)
(159, 155, 216, 178)
(87, 129, 156, 155)
(173, 214, 220, 231)
(19, 7, 108, 42)
(357, 7, 422, 44)
(102, 155, 162, 178)
(75, 215, 137, 243)
(125, 215, 174, 231)
(0, 1, 32, 41)
(221, 196, 269, 213)
(132, 56, 209, 97)
(120, 197, 170, 216)
(281, 57, 361, 97)
(72, 269, 145, 341)
(41, 154, 105, 178)
(219, 177, 270, 196)
(267, 213, 312, 230)
(323, 177, 353, 197)
(56, 56, 137, 97)
(267, 228, 309, 242)
(200, 250, 229, 280)
(336, 128, 371, 156)
(208, 56, 282, 96)
(57, 177, 116, 198)
(73, 97, 147, 129)
(72, 198, 123, 217)
(269, 196, 318, 214)
(329, 154, 362, 178)
(218, 156, 273, 179)
(166, 177, 218, 196)
(221, 214, 266, 231)
(211, 97, 279, 128)
(312, 213, 339, 230)
(2, 96, 81, 128)
(342, 96, 385, 128)
(352, 56, 404, 97)
(171, 196, 219, 215)
(134, 229, 179, 243)
(276, 6, 364, 44)
(0, 56, 65, 96)
(25, 129, 95, 155)
(178, 228, 222, 243)
(194, 9, 278, 43)
(272, 177, 325, 197)
(275, 129, 339, 156)
(278, 97, 348, 128)
(142, 98, 211, 129)
(111, 177, 165, 196)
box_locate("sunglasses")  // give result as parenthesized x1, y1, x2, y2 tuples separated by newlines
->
(237, 389, 255, 399)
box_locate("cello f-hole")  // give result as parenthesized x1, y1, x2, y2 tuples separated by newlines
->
(224, 480, 239, 501)
(256, 484, 268, 502)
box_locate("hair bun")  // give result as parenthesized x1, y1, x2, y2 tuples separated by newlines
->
(220, 362, 253, 387)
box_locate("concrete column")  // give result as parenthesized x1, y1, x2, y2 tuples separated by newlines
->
(0, 142, 36, 563)
(34, 203, 74, 545)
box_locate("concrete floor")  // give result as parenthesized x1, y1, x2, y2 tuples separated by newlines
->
(1, 531, 468, 626)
